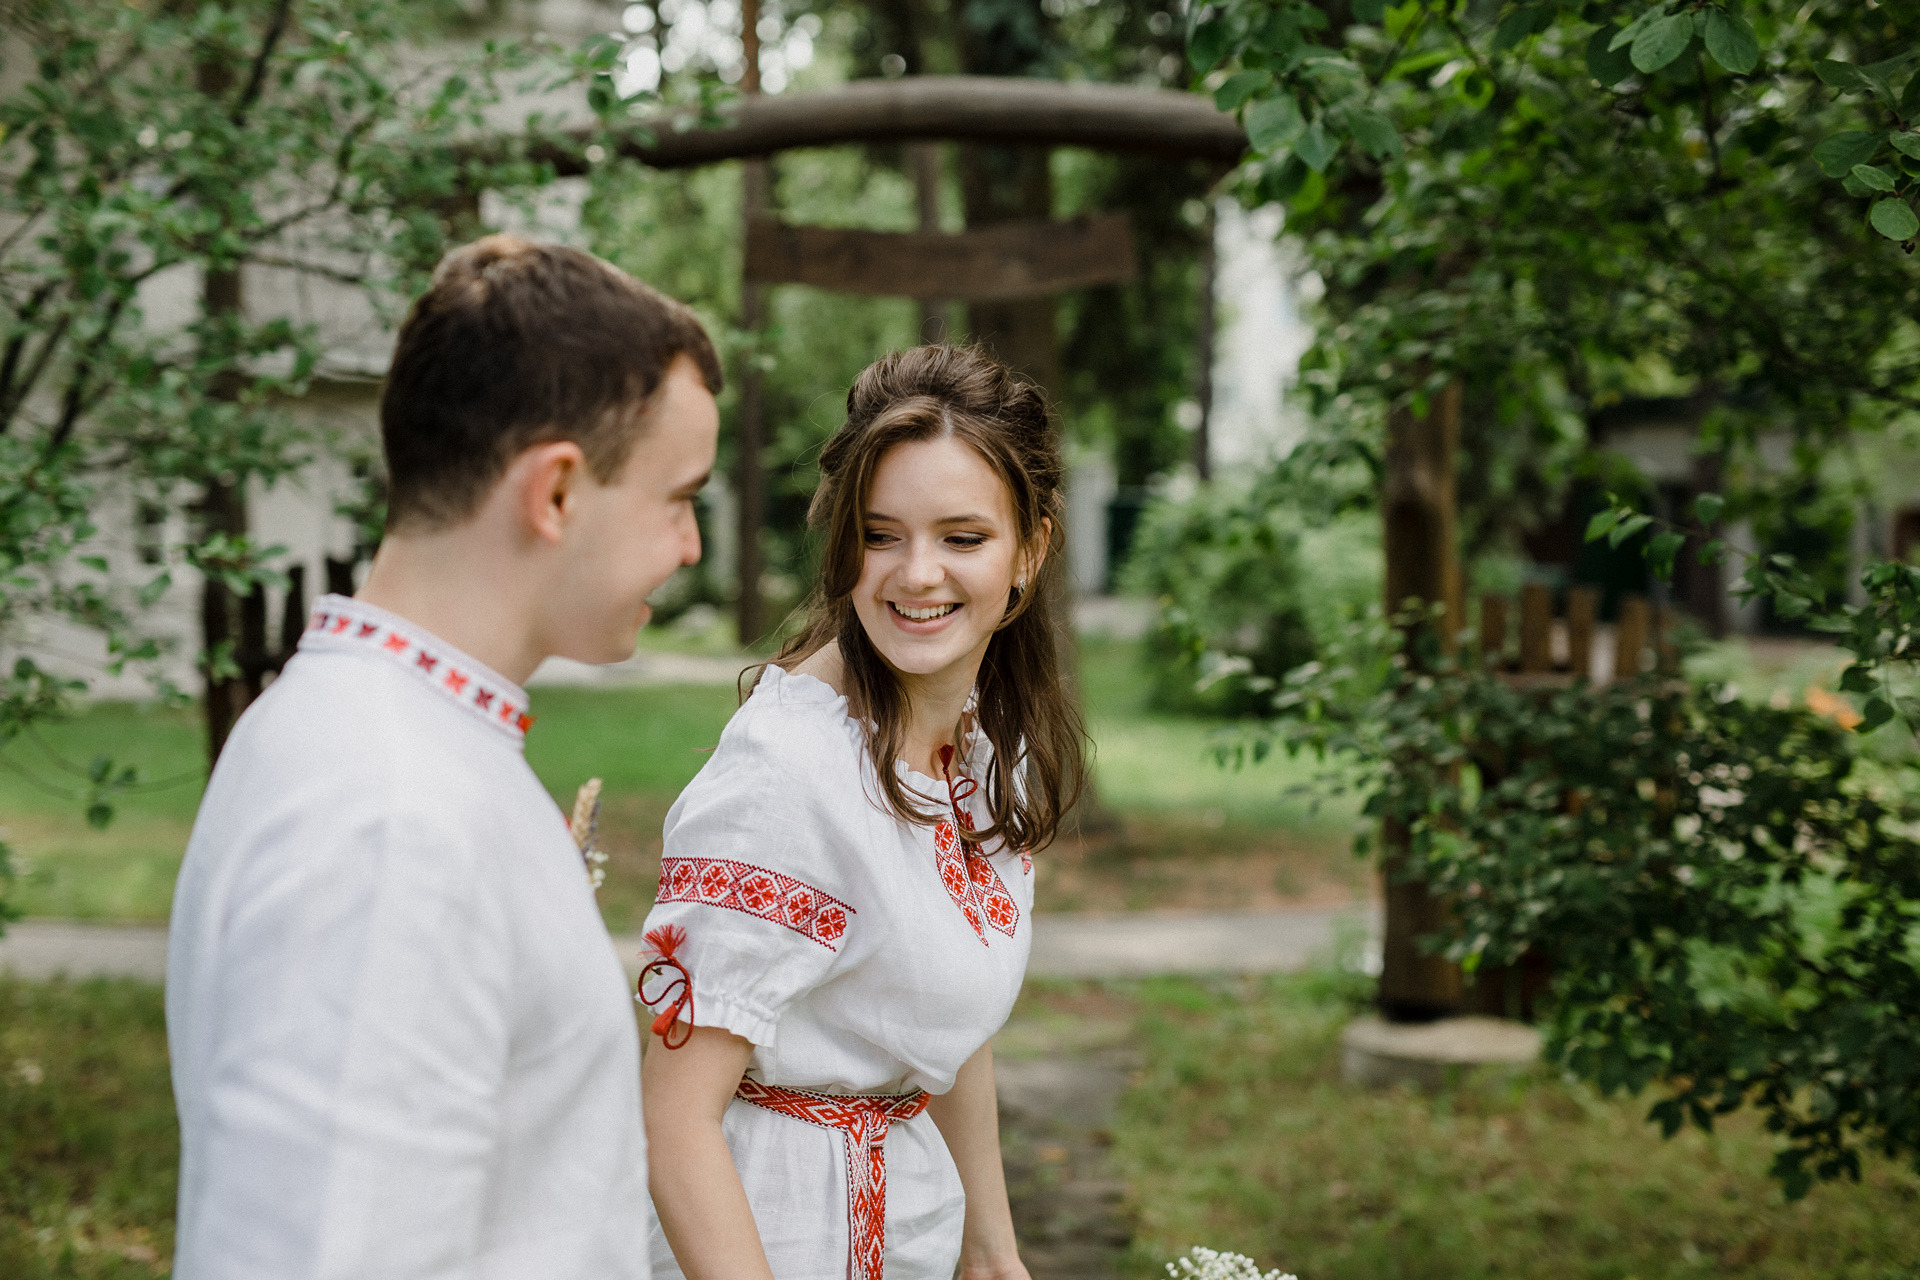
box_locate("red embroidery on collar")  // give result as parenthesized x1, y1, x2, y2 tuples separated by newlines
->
(656, 857, 853, 951)
(303, 600, 533, 743)
(935, 745, 1019, 944)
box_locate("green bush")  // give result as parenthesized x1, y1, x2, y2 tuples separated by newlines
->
(1122, 483, 1320, 716)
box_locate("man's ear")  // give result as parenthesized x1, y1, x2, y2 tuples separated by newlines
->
(510, 441, 589, 545)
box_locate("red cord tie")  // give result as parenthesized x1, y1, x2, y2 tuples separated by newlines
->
(637, 924, 695, 1049)
(937, 744, 978, 837)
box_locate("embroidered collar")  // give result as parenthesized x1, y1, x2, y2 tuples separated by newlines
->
(298, 594, 534, 747)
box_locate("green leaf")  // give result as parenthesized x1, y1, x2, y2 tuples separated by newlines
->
(1693, 492, 1725, 524)
(86, 802, 113, 830)
(1586, 25, 1636, 86)
(1293, 119, 1336, 172)
(1852, 163, 1899, 192)
(1348, 108, 1402, 160)
(1609, 4, 1667, 52)
(1871, 198, 1920, 241)
(1245, 93, 1304, 153)
(1351, 0, 1387, 21)
(1585, 508, 1624, 542)
(1816, 59, 1871, 93)
(1839, 664, 1877, 694)
(1631, 13, 1694, 74)
(1892, 132, 1920, 159)
(1647, 530, 1686, 582)
(1215, 70, 1273, 113)
(1608, 513, 1654, 548)
(1188, 15, 1235, 76)
(78, 555, 108, 573)
(1812, 131, 1883, 178)
(1703, 9, 1759, 75)
(1860, 695, 1895, 734)
(1493, 6, 1539, 51)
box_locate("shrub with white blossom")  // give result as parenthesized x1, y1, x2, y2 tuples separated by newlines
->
(1165, 1245, 1297, 1280)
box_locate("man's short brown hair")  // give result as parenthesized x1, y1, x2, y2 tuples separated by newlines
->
(379, 235, 723, 531)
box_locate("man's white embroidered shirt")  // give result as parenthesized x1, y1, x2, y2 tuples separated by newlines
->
(167, 595, 647, 1279)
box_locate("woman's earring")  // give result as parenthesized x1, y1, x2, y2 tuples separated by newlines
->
(1014, 577, 1027, 592)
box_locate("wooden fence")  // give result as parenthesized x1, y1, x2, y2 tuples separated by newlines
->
(1476, 583, 1680, 686)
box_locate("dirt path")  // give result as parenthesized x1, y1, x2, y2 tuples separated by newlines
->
(993, 985, 1142, 1280)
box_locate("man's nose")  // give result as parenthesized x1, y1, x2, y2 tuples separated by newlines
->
(681, 509, 702, 567)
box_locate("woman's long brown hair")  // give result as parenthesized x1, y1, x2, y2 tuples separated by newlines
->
(762, 344, 1087, 853)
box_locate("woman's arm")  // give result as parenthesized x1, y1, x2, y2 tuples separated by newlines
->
(926, 1042, 1029, 1280)
(642, 1025, 775, 1280)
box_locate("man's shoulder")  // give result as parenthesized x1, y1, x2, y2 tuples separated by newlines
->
(213, 652, 513, 814)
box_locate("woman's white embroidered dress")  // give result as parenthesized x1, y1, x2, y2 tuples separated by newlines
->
(641, 665, 1032, 1280)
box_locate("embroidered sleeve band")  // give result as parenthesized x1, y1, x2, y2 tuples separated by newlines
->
(656, 857, 854, 951)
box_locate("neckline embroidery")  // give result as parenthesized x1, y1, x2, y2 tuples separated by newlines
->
(935, 744, 1020, 944)
(299, 595, 534, 746)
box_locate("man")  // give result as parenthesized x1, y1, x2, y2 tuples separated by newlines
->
(167, 235, 722, 1278)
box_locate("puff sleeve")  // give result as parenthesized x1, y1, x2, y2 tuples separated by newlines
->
(639, 690, 865, 1048)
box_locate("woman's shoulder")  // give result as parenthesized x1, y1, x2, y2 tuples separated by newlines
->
(689, 665, 868, 796)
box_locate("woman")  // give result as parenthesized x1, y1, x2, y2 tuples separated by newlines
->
(637, 344, 1086, 1280)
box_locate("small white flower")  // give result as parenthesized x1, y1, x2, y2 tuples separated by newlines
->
(1164, 1245, 1298, 1280)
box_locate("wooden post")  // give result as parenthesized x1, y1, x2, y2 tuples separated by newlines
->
(1192, 200, 1215, 481)
(911, 142, 947, 343)
(735, 0, 770, 648)
(1518, 582, 1553, 674)
(1615, 594, 1650, 682)
(1567, 586, 1598, 681)
(1479, 593, 1509, 668)
(1652, 603, 1680, 675)
(1378, 378, 1464, 1022)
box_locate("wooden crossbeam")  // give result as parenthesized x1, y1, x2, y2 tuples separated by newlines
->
(511, 77, 1247, 174)
(742, 213, 1136, 301)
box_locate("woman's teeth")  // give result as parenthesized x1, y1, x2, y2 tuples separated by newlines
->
(892, 602, 960, 621)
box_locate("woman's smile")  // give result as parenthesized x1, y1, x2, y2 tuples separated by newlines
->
(889, 601, 962, 624)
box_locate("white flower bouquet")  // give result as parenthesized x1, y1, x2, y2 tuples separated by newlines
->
(1164, 1246, 1298, 1280)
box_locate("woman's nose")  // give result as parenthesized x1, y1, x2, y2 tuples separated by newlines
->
(900, 538, 944, 588)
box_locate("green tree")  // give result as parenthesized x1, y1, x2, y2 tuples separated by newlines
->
(1176, 0, 1920, 1194)
(0, 0, 612, 928)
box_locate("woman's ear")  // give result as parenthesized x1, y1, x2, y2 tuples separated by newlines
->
(1017, 516, 1053, 589)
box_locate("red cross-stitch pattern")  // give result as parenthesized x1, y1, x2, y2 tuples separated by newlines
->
(305, 604, 533, 742)
(933, 821, 1019, 945)
(657, 857, 854, 951)
(734, 1078, 929, 1280)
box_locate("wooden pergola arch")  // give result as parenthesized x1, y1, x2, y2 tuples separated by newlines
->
(508, 75, 1248, 639)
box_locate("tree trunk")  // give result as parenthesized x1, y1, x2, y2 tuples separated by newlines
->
(199, 265, 249, 766)
(734, 0, 771, 648)
(1377, 378, 1465, 1021)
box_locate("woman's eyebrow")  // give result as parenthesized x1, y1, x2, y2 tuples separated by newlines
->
(864, 510, 993, 526)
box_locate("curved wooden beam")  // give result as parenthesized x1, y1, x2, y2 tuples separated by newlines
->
(528, 76, 1247, 173)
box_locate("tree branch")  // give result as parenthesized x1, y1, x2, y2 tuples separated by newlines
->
(48, 293, 129, 453)
(231, 0, 295, 129)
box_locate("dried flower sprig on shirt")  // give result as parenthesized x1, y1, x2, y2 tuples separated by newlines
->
(569, 778, 607, 891)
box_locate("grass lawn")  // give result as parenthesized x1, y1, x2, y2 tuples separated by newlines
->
(0, 633, 1360, 928)
(0, 978, 176, 1279)
(1091, 972, 1920, 1280)
(9, 972, 1918, 1280)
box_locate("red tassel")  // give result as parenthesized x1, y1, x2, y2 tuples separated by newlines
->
(637, 926, 695, 1049)
(645, 923, 688, 961)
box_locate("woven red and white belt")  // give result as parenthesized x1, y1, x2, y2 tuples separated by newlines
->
(734, 1078, 931, 1280)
